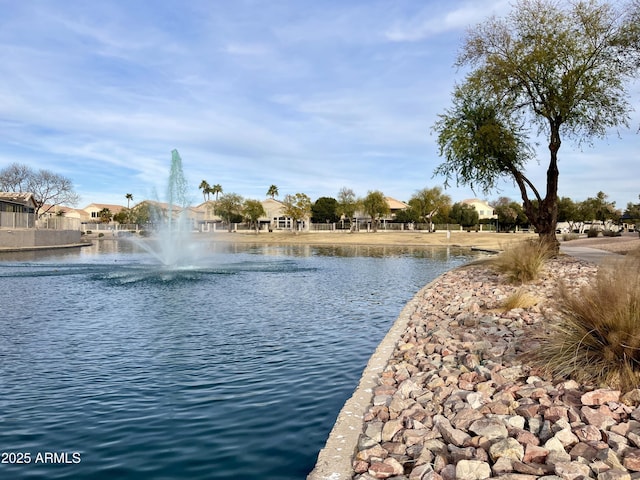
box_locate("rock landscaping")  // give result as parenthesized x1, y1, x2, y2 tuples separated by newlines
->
(353, 256, 640, 480)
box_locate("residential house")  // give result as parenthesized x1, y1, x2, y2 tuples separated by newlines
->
(261, 198, 293, 230)
(385, 197, 410, 219)
(354, 196, 409, 228)
(39, 204, 88, 230)
(83, 203, 125, 222)
(0, 192, 37, 228)
(193, 201, 222, 230)
(461, 198, 496, 220)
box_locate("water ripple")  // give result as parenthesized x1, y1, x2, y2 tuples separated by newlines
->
(0, 245, 479, 479)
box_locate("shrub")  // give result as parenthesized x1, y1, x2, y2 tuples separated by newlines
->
(501, 289, 540, 311)
(587, 228, 600, 237)
(492, 238, 555, 283)
(561, 233, 579, 241)
(530, 257, 640, 391)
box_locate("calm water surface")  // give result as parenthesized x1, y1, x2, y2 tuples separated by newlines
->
(0, 240, 481, 479)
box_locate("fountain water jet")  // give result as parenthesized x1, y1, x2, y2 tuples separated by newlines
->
(129, 149, 205, 267)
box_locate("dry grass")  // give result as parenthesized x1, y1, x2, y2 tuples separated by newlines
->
(501, 289, 540, 311)
(562, 233, 579, 241)
(530, 257, 640, 392)
(491, 238, 555, 284)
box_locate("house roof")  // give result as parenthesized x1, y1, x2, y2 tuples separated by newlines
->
(385, 197, 409, 210)
(83, 203, 125, 213)
(0, 192, 36, 207)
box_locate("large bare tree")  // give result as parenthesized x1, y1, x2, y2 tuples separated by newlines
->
(0, 163, 80, 216)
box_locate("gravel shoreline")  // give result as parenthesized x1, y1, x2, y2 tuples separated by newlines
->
(351, 253, 640, 480)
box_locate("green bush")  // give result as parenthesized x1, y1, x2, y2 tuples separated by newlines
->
(587, 228, 600, 238)
(492, 238, 555, 284)
(530, 257, 640, 392)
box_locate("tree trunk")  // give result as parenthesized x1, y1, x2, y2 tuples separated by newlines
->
(540, 123, 561, 253)
(516, 121, 561, 253)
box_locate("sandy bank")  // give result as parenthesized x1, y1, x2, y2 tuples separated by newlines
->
(206, 230, 539, 251)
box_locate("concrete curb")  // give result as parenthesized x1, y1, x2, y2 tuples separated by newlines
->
(307, 280, 436, 480)
(0, 243, 91, 253)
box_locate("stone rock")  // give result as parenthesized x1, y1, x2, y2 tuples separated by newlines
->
(368, 458, 402, 479)
(489, 437, 524, 462)
(433, 415, 471, 447)
(448, 445, 477, 462)
(469, 418, 508, 440)
(389, 396, 414, 416)
(623, 449, 640, 471)
(451, 408, 484, 430)
(523, 444, 549, 463)
(353, 459, 369, 474)
(544, 436, 566, 453)
(409, 463, 435, 480)
(573, 424, 602, 442)
(455, 460, 491, 480)
(512, 460, 554, 475)
(357, 444, 388, 462)
(545, 449, 572, 464)
(491, 456, 513, 475)
(628, 431, 640, 449)
(364, 421, 384, 443)
(581, 406, 617, 430)
(554, 428, 579, 448)
(439, 464, 456, 480)
(512, 427, 540, 446)
(381, 441, 405, 456)
(553, 461, 592, 479)
(568, 442, 598, 461)
(581, 389, 621, 406)
(544, 406, 569, 423)
(381, 419, 403, 442)
(397, 379, 422, 399)
(597, 471, 632, 480)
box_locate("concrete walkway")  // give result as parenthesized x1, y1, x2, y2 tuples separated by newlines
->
(559, 244, 619, 264)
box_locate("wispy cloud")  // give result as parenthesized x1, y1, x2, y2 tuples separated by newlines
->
(0, 0, 637, 209)
(385, 0, 511, 42)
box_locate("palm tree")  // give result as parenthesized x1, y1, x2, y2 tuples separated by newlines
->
(211, 184, 223, 201)
(125, 193, 133, 209)
(99, 208, 112, 224)
(199, 180, 211, 202)
(267, 185, 279, 199)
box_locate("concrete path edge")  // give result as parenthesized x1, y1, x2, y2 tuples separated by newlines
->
(307, 280, 436, 480)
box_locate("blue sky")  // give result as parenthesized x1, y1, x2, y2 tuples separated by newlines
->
(1, 0, 638, 210)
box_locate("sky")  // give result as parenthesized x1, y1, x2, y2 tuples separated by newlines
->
(0, 0, 638, 210)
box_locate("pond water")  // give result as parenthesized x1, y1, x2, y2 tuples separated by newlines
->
(0, 240, 481, 479)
